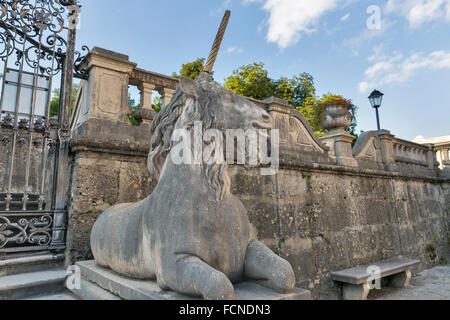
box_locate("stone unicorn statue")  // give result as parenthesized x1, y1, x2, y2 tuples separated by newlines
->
(90, 11, 296, 300)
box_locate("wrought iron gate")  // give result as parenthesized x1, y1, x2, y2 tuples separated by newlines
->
(0, 0, 85, 256)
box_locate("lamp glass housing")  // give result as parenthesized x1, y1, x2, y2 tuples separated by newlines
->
(369, 90, 384, 108)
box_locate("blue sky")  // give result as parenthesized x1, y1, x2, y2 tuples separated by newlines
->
(76, 0, 450, 140)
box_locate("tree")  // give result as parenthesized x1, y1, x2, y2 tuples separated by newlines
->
(224, 62, 275, 100)
(128, 95, 162, 126)
(152, 96, 161, 113)
(128, 94, 140, 126)
(49, 83, 80, 117)
(224, 63, 324, 136)
(172, 58, 205, 80)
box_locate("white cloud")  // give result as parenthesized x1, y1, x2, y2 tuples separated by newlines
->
(358, 49, 450, 93)
(386, 0, 450, 28)
(341, 13, 350, 21)
(342, 18, 391, 56)
(210, 0, 232, 16)
(260, 0, 342, 49)
(226, 47, 244, 54)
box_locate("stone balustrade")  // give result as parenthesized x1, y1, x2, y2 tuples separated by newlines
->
(70, 47, 180, 130)
(435, 143, 450, 168)
(353, 130, 438, 173)
(392, 139, 430, 167)
(129, 68, 178, 123)
(69, 46, 443, 178)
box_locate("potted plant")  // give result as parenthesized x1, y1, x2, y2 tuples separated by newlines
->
(312, 94, 356, 133)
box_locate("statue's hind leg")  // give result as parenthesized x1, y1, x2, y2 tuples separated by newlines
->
(244, 240, 295, 293)
(170, 255, 235, 300)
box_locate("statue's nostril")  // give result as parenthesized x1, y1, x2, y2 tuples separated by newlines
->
(262, 112, 272, 123)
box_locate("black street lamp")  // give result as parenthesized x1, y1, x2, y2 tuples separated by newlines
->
(368, 89, 384, 131)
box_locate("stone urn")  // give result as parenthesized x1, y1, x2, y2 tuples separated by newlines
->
(322, 103, 353, 132)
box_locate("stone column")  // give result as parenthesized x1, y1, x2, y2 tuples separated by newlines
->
(424, 144, 439, 170)
(377, 130, 396, 170)
(443, 148, 449, 161)
(73, 47, 137, 127)
(320, 129, 357, 167)
(158, 87, 176, 109)
(135, 82, 157, 124)
(139, 82, 156, 110)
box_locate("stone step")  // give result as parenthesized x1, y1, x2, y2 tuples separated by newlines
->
(68, 278, 121, 300)
(0, 269, 68, 300)
(24, 292, 78, 300)
(0, 253, 65, 277)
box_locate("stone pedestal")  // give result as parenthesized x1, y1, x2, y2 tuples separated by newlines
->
(74, 47, 137, 127)
(320, 129, 358, 167)
(69, 261, 311, 300)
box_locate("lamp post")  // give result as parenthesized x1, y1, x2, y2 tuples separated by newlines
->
(368, 89, 384, 131)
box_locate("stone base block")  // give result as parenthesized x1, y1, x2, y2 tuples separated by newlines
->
(70, 260, 311, 300)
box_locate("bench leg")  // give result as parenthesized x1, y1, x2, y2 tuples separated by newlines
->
(342, 283, 370, 300)
(387, 270, 411, 288)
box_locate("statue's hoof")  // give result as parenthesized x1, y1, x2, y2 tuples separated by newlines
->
(203, 271, 235, 300)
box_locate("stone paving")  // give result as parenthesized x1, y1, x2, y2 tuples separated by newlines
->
(373, 266, 450, 300)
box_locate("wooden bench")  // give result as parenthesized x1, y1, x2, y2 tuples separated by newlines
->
(330, 258, 420, 300)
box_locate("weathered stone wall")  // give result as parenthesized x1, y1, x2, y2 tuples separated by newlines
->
(65, 137, 449, 299)
(230, 166, 449, 299)
(65, 118, 156, 262)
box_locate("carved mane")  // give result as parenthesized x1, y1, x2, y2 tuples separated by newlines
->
(148, 77, 230, 202)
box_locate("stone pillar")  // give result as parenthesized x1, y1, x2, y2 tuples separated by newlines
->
(424, 144, 440, 170)
(139, 82, 156, 111)
(319, 104, 358, 167)
(158, 87, 176, 109)
(74, 47, 137, 127)
(443, 148, 449, 161)
(320, 129, 357, 167)
(377, 130, 396, 170)
(134, 82, 157, 124)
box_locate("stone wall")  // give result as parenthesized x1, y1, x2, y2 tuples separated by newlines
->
(65, 118, 156, 262)
(65, 128, 450, 298)
(230, 166, 449, 299)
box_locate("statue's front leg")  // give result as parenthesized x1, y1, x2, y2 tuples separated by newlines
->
(244, 240, 295, 293)
(173, 255, 235, 300)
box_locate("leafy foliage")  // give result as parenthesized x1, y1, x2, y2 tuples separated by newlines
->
(172, 59, 358, 139)
(152, 96, 161, 113)
(224, 62, 275, 100)
(128, 94, 162, 126)
(224, 63, 323, 135)
(128, 95, 140, 126)
(49, 83, 80, 117)
(172, 58, 205, 80)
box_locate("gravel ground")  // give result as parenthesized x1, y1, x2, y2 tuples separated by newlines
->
(372, 266, 450, 300)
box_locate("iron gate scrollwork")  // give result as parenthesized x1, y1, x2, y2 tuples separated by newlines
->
(0, 0, 87, 255)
